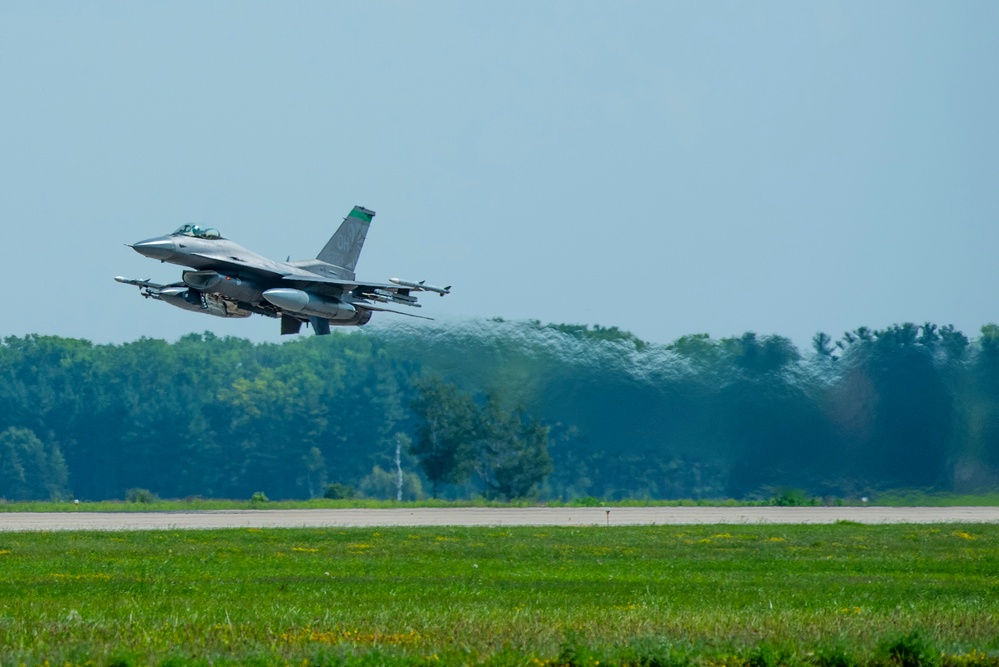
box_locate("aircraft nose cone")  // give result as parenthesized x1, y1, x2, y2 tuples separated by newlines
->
(130, 237, 176, 260)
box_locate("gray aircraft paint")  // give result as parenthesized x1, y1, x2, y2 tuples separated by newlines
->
(117, 206, 449, 336)
(316, 205, 373, 278)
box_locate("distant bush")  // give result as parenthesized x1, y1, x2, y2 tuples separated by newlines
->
(323, 483, 356, 500)
(770, 487, 816, 507)
(249, 491, 269, 504)
(358, 466, 424, 501)
(125, 488, 158, 504)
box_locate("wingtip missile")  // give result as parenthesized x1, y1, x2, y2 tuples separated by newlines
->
(390, 278, 451, 295)
(115, 276, 156, 287)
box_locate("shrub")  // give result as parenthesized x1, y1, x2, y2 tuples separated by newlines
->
(770, 487, 811, 507)
(124, 488, 157, 504)
(249, 491, 269, 504)
(323, 483, 356, 500)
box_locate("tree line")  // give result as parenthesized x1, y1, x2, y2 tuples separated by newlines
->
(0, 319, 997, 502)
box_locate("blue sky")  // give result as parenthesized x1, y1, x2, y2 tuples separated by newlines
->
(1, 2, 996, 348)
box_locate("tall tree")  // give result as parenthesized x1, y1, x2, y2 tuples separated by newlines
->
(473, 397, 552, 500)
(0, 427, 68, 501)
(834, 323, 954, 488)
(409, 378, 477, 498)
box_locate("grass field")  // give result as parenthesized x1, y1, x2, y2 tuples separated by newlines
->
(1, 497, 760, 513)
(3, 491, 999, 513)
(0, 523, 996, 666)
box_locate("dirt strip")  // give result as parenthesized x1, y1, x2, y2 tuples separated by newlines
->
(0, 506, 997, 531)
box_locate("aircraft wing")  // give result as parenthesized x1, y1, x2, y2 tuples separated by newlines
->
(280, 274, 387, 289)
(189, 253, 291, 279)
(281, 274, 450, 294)
(281, 275, 421, 309)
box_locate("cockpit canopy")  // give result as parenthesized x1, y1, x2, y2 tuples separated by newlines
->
(172, 224, 222, 240)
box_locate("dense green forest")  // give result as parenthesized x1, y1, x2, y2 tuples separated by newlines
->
(1, 319, 998, 502)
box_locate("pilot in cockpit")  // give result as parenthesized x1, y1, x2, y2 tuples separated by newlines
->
(172, 224, 221, 239)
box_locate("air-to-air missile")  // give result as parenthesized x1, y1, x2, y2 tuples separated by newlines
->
(390, 278, 452, 296)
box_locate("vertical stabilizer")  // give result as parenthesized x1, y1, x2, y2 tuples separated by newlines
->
(317, 206, 375, 278)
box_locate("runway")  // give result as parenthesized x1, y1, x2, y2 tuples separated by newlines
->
(0, 506, 997, 531)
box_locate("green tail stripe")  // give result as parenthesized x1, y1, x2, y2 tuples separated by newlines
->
(348, 208, 373, 223)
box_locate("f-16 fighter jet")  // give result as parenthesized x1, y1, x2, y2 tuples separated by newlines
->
(117, 206, 450, 335)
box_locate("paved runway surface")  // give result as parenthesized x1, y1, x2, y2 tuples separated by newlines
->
(0, 506, 997, 531)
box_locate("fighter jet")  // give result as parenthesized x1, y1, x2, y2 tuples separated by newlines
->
(116, 206, 450, 335)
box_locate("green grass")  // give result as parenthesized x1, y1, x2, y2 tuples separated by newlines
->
(5, 490, 999, 512)
(0, 497, 747, 512)
(0, 524, 997, 666)
(873, 492, 999, 507)
(0, 497, 752, 512)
